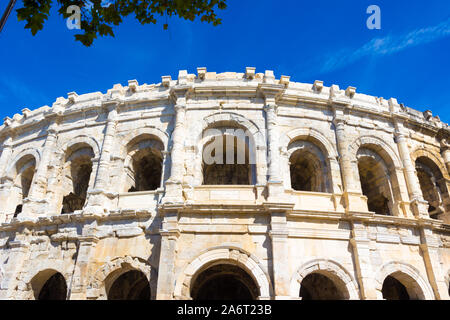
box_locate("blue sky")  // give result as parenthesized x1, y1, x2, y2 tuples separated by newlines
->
(1, 0, 449, 122)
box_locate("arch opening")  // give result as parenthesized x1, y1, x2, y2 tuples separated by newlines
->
(124, 138, 164, 192)
(61, 148, 94, 213)
(34, 272, 67, 300)
(191, 264, 259, 300)
(289, 146, 326, 192)
(382, 275, 410, 300)
(9, 155, 36, 218)
(416, 156, 448, 220)
(357, 148, 394, 215)
(107, 270, 150, 300)
(299, 272, 347, 300)
(380, 271, 425, 300)
(202, 132, 255, 185)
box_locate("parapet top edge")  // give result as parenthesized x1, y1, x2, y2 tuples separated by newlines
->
(0, 68, 448, 138)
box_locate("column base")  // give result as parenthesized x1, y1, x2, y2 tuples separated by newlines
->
(410, 198, 430, 219)
(162, 181, 184, 204)
(343, 191, 369, 213)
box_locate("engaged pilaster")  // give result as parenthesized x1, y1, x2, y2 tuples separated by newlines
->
(259, 74, 285, 200)
(418, 224, 450, 299)
(0, 136, 13, 178)
(85, 104, 118, 214)
(22, 122, 59, 218)
(267, 204, 293, 299)
(393, 118, 429, 218)
(162, 74, 190, 204)
(0, 136, 14, 220)
(156, 208, 181, 299)
(68, 224, 100, 300)
(332, 110, 368, 213)
(349, 221, 377, 300)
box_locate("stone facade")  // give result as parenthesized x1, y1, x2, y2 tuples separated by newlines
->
(0, 68, 449, 300)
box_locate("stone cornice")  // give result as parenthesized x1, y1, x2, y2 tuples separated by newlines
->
(0, 68, 448, 143)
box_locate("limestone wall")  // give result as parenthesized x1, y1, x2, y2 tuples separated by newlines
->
(0, 68, 449, 300)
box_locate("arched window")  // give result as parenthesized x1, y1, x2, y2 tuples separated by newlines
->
(415, 156, 448, 220)
(30, 270, 67, 300)
(288, 140, 329, 192)
(382, 275, 410, 300)
(107, 270, 150, 300)
(7, 155, 36, 217)
(124, 137, 163, 192)
(299, 272, 348, 300)
(381, 272, 425, 300)
(357, 148, 395, 215)
(60, 146, 94, 213)
(202, 129, 255, 185)
(190, 264, 259, 300)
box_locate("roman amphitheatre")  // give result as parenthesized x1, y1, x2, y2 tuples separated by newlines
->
(0, 67, 449, 300)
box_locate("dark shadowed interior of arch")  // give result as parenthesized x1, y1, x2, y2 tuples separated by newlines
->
(107, 270, 150, 300)
(299, 273, 345, 300)
(416, 157, 447, 220)
(358, 155, 391, 215)
(203, 135, 252, 185)
(191, 264, 259, 300)
(61, 158, 93, 213)
(13, 159, 36, 217)
(128, 148, 162, 192)
(37, 272, 67, 300)
(381, 275, 410, 300)
(290, 150, 323, 192)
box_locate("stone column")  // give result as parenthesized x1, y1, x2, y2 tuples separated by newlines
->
(0, 136, 14, 220)
(0, 136, 13, 178)
(333, 114, 368, 212)
(263, 96, 284, 201)
(349, 221, 377, 300)
(418, 225, 450, 300)
(265, 101, 281, 183)
(23, 123, 59, 217)
(94, 107, 117, 190)
(85, 106, 118, 214)
(394, 122, 429, 218)
(163, 99, 187, 204)
(3, 240, 30, 299)
(68, 232, 99, 300)
(156, 209, 180, 299)
(440, 138, 450, 174)
(268, 208, 290, 299)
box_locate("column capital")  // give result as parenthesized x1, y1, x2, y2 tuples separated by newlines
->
(263, 102, 278, 115)
(258, 83, 285, 101)
(169, 85, 192, 103)
(159, 228, 181, 240)
(440, 137, 450, 151)
(174, 103, 187, 112)
(332, 115, 347, 128)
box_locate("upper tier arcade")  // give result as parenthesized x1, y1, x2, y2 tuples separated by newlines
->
(0, 67, 449, 226)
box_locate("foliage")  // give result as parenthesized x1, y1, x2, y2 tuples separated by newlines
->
(16, 0, 227, 46)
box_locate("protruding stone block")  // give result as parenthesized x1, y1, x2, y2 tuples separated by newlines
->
(21, 108, 31, 118)
(313, 80, 323, 92)
(263, 70, 275, 84)
(345, 86, 356, 98)
(128, 79, 139, 91)
(245, 67, 256, 79)
(279, 75, 290, 86)
(197, 67, 207, 80)
(162, 75, 172, 87)
(67, 92, 78, 103)
(177, 70, 188, 85)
